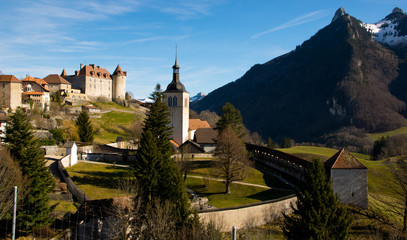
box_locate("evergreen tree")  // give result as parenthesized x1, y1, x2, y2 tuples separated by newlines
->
(75, 110, 94, 143)
(283, 159, 352, 240)
(134, 84, 189, 223)
(5, 108, 55, 231)
(215, 102, 246, 138)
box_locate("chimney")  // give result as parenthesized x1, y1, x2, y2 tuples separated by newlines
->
(80, 63, 84, 69)
(97, 66, 100, 69)
(90, 64, 95, 68)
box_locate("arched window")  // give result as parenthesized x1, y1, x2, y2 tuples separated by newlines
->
(168, 96, 172, 107)
(173, 96, 177, 106)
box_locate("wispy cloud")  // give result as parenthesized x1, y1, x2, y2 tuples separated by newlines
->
(251, 10, 328, 39)
(153, 0, 227, 20)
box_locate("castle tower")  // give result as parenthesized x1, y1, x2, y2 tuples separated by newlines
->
(164, 55, 189, 145)
(112, 65, 127, 101)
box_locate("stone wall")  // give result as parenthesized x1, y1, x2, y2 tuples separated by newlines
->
(198, 195, 296, 231)
(57, 160, 91, 204)
(331, 169, 368, 209)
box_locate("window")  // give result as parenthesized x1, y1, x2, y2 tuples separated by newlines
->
(168, 96, 172, 107)
(173, 96, 177, 106)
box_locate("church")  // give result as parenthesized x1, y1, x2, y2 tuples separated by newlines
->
(163, 56, 217, 152)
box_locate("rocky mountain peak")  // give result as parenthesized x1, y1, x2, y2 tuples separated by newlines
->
(332, 7, 347, 22)
(392, 7, 405, 14)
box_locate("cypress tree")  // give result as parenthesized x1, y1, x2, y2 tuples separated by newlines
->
(134, 84, 189, 223)
(5, 108, 55, 231)
(75, 110, 94, 143)
(283, 159, 352, 240)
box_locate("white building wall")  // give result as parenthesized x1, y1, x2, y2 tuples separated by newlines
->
(165, 91, 189, 145)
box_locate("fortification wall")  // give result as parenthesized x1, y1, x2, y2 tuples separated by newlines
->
(57, 160, 91, 204)
(198, 195, 296, 231)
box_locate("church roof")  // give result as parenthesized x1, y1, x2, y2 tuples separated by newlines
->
(112, 65, 127, 76)
(0, 75, 21, 83)
(189, 119, 211, 130)
(166, 78, 186, 92)
(44, 74, 71, 85)
(324, 148, 367, 170)
(194, 128, 217, 144)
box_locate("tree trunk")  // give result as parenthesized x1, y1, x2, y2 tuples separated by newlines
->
(225, 181, 231, 194)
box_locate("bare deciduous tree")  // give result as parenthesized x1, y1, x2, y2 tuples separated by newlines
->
(177, 145, 193, 182)
(197, 110, 220, 128)
(371, 158, 407, 232)
(0, 147, 28, 220)
(215, 126, 251, 194)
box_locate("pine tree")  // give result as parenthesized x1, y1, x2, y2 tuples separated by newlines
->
(283, 159, 352, 240)
(5, 108, 55, 231)
(75, 110, 94, 143)
(215, 102, 246, 138)
(134, 84, 189, 223)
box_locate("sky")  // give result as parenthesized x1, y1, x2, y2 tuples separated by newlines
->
(1, 0, 407, 99)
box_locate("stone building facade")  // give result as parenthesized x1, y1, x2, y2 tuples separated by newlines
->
(0, 75, 22, 110)
(21, 75, 50, 111)
(43, 74, 72, 93)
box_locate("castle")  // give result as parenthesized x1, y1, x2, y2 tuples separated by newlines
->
(62, 64, 127, 102)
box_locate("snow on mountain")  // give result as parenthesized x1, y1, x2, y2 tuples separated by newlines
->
(190, 92, 206, 102)
(137, 98, 154, 103)
(361, 8, 407, 47)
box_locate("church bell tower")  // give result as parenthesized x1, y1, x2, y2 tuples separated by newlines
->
(164, 51, 189, 145)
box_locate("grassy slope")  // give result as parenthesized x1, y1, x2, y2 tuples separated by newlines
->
(368, 124, 407, 141)
(86, 102, 146, 144)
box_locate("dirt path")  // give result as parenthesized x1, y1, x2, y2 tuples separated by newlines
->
(187, 175, 293, 191)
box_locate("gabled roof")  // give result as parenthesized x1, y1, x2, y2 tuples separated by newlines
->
(170, 140, 180, 148)
(44, 74, 71, 85)
(21, 76, 50, 92)
(189, 119, 211, 130)
(0, 75, 21, 83)
(179, 140, 205, 153)
(194, 128, 217, 144)
(324, 148, 367, 170)
(112, 65, 127, 76)
(22, 91, 45, 95)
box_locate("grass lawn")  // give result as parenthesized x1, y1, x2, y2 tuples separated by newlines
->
(91, 111, 143, 144)
(187, 160, 293, 189)
(65, 162, 132, 199)
(369, 125, 407, 141)
(50, 200, 77, 214)
(186, 177, 293, 208)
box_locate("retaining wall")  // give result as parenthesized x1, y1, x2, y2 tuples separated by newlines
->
(86, 153, 137, 162)
(57, 160, 91, 204)
(198, 195, 296, 231)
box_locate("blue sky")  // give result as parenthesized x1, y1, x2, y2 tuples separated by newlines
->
(1, 0, 407, 99)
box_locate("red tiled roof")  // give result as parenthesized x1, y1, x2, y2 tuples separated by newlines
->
(44, 74, 71, 85)
(0, 75, 21, 83)
(170, 140, 180, 148)
(189, 119, 211, 130)
(22, 76, 50, 92)
(324, 148, 367, 170)
(22, 91, 44, 95)
(79, 64, 112, 79)
(112, 65, 127, 76)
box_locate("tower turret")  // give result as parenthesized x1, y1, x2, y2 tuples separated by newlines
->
(112, 65, 127, 101)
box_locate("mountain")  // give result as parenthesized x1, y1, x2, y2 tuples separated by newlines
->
(191, 7, 407, 142)
(190, 92, 206, 102)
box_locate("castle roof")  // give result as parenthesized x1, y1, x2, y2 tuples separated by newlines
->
(324, 148, 367, 171)
(0, 75, 21, 83)
(61, 69, 67, 77)
(78, 64, 112, 79)
(112, 65, 127, 76)
(44, 74, 71, 85)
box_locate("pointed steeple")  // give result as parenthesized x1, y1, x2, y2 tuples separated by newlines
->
(61, 69, 67, 77)
(166, 47, 186, 92)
